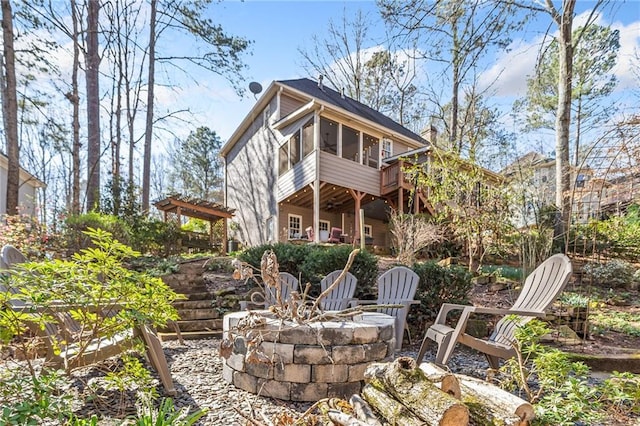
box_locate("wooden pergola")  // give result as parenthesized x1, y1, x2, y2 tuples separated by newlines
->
(154, 195, 235, 254)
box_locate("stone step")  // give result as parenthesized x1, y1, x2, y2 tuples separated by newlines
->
(177, 309, 221, 321)
(173, 300, 215, 310)
(158, 330, 222, 342)
(171, 319, 223, 332)
(177, 291, 217, 301)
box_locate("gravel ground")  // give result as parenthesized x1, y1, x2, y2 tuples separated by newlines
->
(161, 337, 490, 425)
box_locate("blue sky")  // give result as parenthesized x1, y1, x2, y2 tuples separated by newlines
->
(167, 0, 640, 150)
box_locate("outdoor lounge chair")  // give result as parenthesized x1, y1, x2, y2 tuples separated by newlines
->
(416, 253, 572, 369)
(354, 266, 420, 351)
(319, 270, 357, 311)
(264, 272, 299, 307)
(0, 245, 177, 395)
(327, 227, 343, 244)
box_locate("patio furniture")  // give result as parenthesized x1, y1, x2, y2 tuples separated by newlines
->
(354, 266, 420, 351)
(305, 226, 314, 241)
(319, 270, 357, 311)
(264, 272, 299, 307)
(0, 245, 178, 395)
(416, 253, 572, 369)
(327, 227, 343, 243)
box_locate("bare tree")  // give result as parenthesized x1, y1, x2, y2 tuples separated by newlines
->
(1, 0, 20, 215)
(379, 0, 526, 153)
(85, 0, 101, 211)
(299, 9, 425, 129)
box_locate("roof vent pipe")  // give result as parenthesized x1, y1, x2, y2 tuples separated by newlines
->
(318, 75, 323, 90)
(341, 87, 345, 99)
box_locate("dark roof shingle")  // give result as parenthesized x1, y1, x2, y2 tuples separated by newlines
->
(278, 78, 426, 144)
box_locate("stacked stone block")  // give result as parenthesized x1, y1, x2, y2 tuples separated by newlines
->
(222, 311, 395, 401)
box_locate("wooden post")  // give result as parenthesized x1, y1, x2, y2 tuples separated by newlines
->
(222, 218, 228, 255)
(360, 208, 365, 251)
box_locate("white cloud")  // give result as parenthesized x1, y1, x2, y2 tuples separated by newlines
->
(481, 11, 640, 98)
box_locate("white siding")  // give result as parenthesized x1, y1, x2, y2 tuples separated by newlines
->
(318, 151, 381, 196)
(0, 160, 40, 216)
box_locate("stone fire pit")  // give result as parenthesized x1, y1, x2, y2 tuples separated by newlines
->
(222, 311, 395, 401)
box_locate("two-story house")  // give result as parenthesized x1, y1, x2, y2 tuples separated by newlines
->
(0, 153, 45, 216)
(220, 78, 434, 248)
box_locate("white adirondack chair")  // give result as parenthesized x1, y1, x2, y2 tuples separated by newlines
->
(355, 266, 420, 351)
(264, 272, 300, 307)
(416, 253, 573, 369)
(319, 270, 357, 311)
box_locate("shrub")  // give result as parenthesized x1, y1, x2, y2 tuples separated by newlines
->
(238, 244, 378, 299)
(300, 245, 378, 299)
(499, 319, 640, 424)
(238, 243, 312, 277)
(0, 228, 182, 377)
(411, 261, 474, 323)
(583, 259, 636, 289)
(63, 212, 131, 252)
(0, 214, 54, 260)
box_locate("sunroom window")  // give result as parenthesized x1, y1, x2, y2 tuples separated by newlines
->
(320, 118, 338, 155)
(363, 133, 379, 168)
(342, 125, 359, 162)
(302, 119, 314, 157)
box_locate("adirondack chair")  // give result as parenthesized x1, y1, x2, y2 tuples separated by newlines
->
(355, 266, 420, 351)
(416, 253, 573, 369)
(0, 245, 177, 395)
(319, 270, 357, 311)
(264, 272, 299, 307)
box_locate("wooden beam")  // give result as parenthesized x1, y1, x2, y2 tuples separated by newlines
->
(164, 197, 233, 219)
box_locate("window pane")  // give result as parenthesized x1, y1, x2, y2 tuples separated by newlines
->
(342, 125, 359, 162)
(302, 119, 314, 158)
(288, 215, 301, 239)
(320, 118, 338, 154)
(291, 133, 301, 166)
(279, 143, 289, 175)
(382, 138, 392, 159)
(363, 133, 379, 169)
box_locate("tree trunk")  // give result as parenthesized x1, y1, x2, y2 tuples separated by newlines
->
(361, 384, 426, 426)
(70, 0, 81, 215)
(142, 0, 156, 213)
(1, 0, 20, 216)
(420, 362, 534, 426)
(553, 0, 576, 252)
(364, 357, 469, 425)
(85, 0, 101, 211)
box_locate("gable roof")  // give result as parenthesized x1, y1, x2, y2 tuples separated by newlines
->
(221, 77, 427, 156)
(277, 78, 426, 144)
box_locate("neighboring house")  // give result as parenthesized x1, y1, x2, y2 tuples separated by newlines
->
(0, 153, 45, 216)
(503, 151, 609, 227)
(221, 77, 436, 248)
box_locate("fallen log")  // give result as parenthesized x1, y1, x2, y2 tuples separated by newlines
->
(364, 357, 469, 426)
(420, 362, 535, 426)
(326, 409, 370, 426)
(361, 384, 426, 426)
(349, 394, 383, 426)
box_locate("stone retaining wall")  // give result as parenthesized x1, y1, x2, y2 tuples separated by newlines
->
(222, 311, 395, 401)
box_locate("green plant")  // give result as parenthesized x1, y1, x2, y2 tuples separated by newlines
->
(480, 264, 523, 282)
(558, 292, 590, 308)
(0, 369, 75, 425)
(0, 214, 54, 260)
(128, 397, 207, 425)
(590, 309, 640, 337)
(300, 245, 378, 298)
(583, 259, 636, 289)
(0, 228, 183, 377)
(499, 319, 640, 424)
(411, 261, 473, 321)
